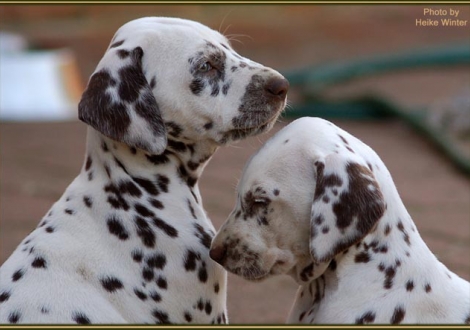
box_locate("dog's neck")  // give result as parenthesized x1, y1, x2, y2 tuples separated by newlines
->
(82, 128, 218, 193)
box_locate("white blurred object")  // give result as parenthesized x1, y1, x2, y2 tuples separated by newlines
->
(428, 86, 470, 138)
(0, 32, 28, 53)
(0, 32, 82, 122)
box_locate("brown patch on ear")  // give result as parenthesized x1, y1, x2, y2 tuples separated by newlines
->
(79, 70, 131, 143)
(78, 47, 167, 154)
(335, 163, 385, 234)
(310, 159, 386, 263)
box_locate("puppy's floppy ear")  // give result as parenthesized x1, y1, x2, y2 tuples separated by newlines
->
(78, 42, 167, 154)
(309, 154, 386, 263)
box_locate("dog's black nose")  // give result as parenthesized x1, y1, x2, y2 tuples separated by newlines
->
(209, 245, 227, 264)
(265, 77, 289, 99)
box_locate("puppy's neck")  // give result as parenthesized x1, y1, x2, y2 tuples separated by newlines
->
(82, 127, 218, 188)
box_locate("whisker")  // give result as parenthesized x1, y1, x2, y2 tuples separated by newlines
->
(218, 10, 234, 34)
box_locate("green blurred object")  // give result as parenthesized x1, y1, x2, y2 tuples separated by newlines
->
(282, 43, 470, 176)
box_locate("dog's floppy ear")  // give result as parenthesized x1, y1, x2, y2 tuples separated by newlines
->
(78, 43, 167, 154)
(309, 154, 386, 263)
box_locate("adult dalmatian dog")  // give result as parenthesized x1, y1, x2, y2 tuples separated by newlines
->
(210, 117, 470, 324)
(0, 17, 288, 324)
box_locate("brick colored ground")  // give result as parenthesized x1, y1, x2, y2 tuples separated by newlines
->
(1, 4, 469, 324)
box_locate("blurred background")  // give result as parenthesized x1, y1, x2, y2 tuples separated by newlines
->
(0, 4, 469, 324)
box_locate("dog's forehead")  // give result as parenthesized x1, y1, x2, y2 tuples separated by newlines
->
(239, 117, 360, 192)
(115, 17, 228, 45)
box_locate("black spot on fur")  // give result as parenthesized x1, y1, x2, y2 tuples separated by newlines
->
(135, 203, 155, 217)
(197, 299, 204, 311)
(273, 189, 280, 196)
(100, 276, 124, 292)
(65, 208, 74, 215)
(188, 199, 197, 219)
(222, 82, 230, 95)
(178, 164, 197, 187)
(146, 153, 170, 165)
(132, 177, 159, 195)
(156, 276, 167, 289)
(204, 121, 213, 130)
(146, 253, 166, 270)
(85, 156, 92, 171)
(134, 288, 148, 301)
(110, 40, 124, 48)
(153, 309, 170, 324)
(83, 196, 92, 208)
(406, 280, 414, 291)
(384, 266, 396, 289)
(45, 226, 54, 233)
(0, 291, 11, 303)
(184, 311, 193, 322)
(107, 216, 129, 240)
(384, 224, 391, 236)
(101, 140, 109, 152)
(135, 216, 156, 248)
(424, 283, 432, 293)
(356, 311, 376, 324)
(117, 49, 130, 59)
(391, 305, 406, 324)
(150, 291, 162, 302)
(184, 249, 199, 271)
(72, 312, 91, 324)
(354, 252, 370, 263)
(8, 311, 21, 324)
(194, 223, 213, 249)
(300, 263, 314, 282)
(149, 198, 164, 209)
(132, 249, 143, 263)
(205, 301, 212, 315)
(142, 267, 154, 282)
(12, 269, 24, 282)
(32, 257, 47, 268)
(157, 175, 170, 193)
(167, 140, 190, 154)
(166, 121, 183, 138)
(152, 217, 178, 238)
(114, 157, 129, 175)
(198, 263, 208, 283)
(150, 76, 157, 89)
(190, 78, 205, 95)
(214, 283, 220, 293)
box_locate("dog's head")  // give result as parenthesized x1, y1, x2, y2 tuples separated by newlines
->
(79, 17, 289, 154)
(210, 117, 386, 283)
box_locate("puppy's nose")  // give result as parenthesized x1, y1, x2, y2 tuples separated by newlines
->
(209, 245, 227, 265)
(265, 77, 289, 99)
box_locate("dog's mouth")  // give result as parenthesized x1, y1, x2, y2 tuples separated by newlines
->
(219, 107, 284, 145)
(228, 265, 271, 282)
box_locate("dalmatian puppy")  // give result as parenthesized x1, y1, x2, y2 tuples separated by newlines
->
(0, 17, 288, 324)
(210, 117, 470, 324)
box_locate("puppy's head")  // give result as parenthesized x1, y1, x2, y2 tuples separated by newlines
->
(79, 17, 288, 154)
(210, 117, 386, 283)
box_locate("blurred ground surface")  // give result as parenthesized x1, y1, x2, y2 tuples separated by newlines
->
(1, 4, 469, 324)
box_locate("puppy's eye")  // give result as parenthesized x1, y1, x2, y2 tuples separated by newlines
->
(198, 62, 213, 72)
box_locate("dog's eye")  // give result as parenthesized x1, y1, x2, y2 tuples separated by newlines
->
(198, 62, 213, 73)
